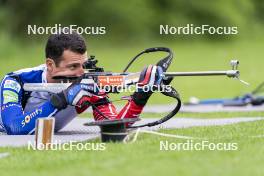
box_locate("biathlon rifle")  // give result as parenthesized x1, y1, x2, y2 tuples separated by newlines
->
(23, 47, 248, 128)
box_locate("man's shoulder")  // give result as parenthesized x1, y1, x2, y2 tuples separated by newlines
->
(11, 64, 46, 75)
(3, 64, 47, 84)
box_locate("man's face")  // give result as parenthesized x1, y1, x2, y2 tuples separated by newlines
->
(47, 50, 87, 82)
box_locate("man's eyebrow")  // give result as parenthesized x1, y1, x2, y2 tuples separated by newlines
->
(66, 63, 81, 67)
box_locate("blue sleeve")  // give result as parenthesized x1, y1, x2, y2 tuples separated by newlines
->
(0, 77, 58, 135)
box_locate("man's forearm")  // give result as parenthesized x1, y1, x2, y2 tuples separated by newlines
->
(1, 101, 57, 135)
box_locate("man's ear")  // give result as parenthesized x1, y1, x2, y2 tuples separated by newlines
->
(46, 58, 56, 72)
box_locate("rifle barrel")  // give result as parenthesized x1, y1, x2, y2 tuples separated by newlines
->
(164, 70, 239, 78)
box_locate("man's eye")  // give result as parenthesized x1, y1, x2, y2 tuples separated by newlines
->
(69, 65, 78, 70)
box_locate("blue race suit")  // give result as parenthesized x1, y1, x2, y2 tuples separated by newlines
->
(0, 65, 78, 135)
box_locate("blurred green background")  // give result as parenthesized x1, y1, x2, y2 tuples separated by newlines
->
(0, 0, 263, 103)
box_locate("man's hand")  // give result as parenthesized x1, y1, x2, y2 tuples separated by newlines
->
(50, 80, 99, 110)
(132, 65, 163, 106)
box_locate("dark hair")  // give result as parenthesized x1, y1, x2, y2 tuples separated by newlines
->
(45, 32, 87, 66)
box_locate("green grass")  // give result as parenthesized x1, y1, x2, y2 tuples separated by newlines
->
(1, 120, 264, 176)
(0, 34, 263, 175)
